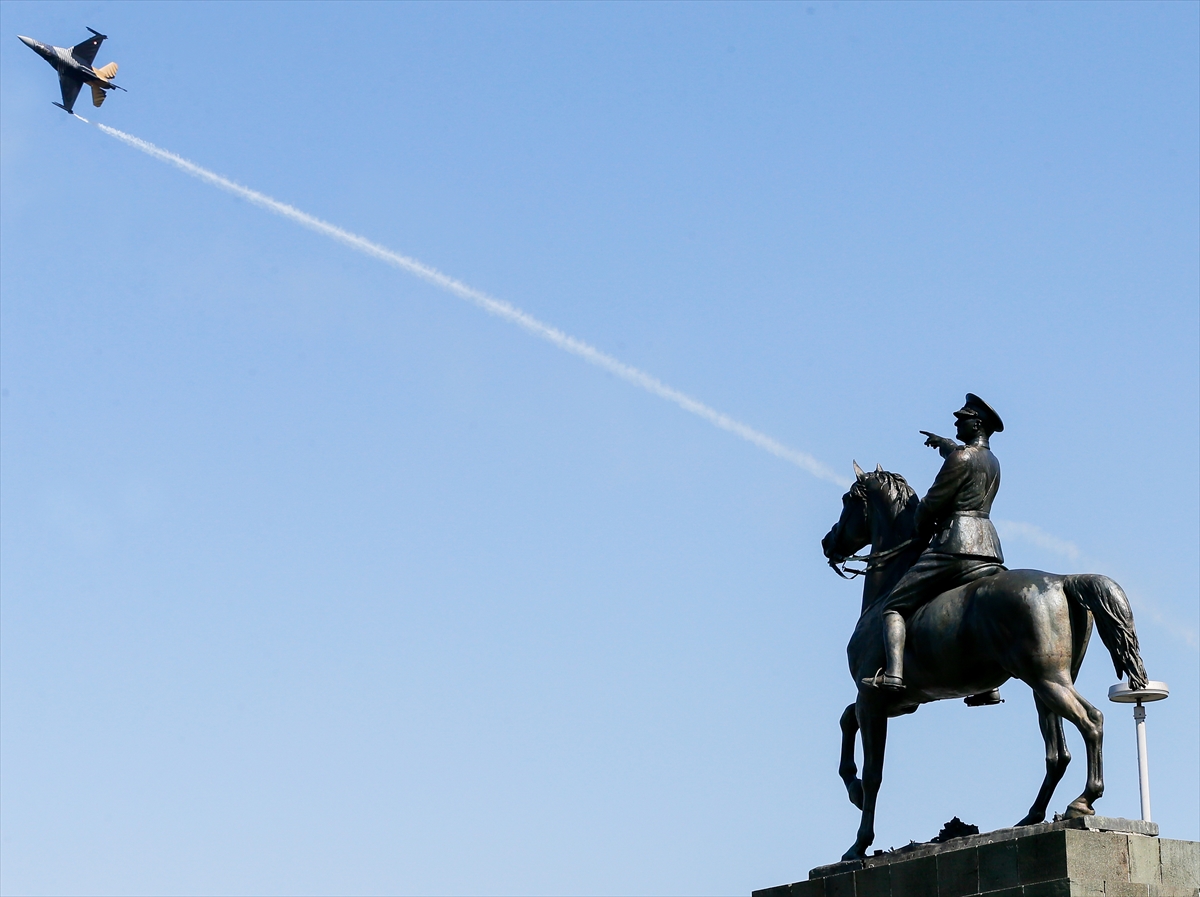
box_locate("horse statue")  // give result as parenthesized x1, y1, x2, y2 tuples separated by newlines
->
(820, 463, 1148, 861)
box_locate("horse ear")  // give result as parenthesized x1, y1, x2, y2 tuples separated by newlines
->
(876, 463, 883, 473)
(853, 460, 866, 481)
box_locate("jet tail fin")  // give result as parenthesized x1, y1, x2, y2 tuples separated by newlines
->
(72, 30, 106, 66)
(94, 62, 118, 80)
(91, 84, 107, 107)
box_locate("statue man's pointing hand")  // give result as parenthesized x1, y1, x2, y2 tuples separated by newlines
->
(920, 430, 959, 458)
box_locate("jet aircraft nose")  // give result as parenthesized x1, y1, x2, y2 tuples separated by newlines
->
(18, 35, 47, 55)
(18, 35, 51, 60)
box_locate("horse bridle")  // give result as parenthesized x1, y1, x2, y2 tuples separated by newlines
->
(828, 538, 915, 579)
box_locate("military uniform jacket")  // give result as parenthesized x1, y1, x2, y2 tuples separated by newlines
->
(914, 442, 1003, 562)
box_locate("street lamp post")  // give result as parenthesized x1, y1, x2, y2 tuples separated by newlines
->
(1107, 679, 1170, 822)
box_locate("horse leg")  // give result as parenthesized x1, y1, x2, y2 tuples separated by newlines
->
(839, 703, 864, 809)
(1017, 692, 1070, 825)
(842, 695, 887, 860)
(1030, 677, 1104, 817)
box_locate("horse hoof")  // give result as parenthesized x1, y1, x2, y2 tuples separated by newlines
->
(1063, 801, 1095, 819)
(1016, 812, 1045, 826)
(841, 846, 866, 862)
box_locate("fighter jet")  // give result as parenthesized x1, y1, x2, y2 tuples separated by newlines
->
(18, 28, 125, 115)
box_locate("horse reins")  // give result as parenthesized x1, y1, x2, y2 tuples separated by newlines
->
(829, 538, 916, 579)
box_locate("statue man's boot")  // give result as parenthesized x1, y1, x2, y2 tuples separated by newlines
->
(965, 689, 1004, 706)
(862, 611, 906, 691)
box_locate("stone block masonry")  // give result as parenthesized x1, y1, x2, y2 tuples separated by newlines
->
(753, 816, 1199, 897)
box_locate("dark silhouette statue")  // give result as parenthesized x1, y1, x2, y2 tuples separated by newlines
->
(820, 396, 1147, 861)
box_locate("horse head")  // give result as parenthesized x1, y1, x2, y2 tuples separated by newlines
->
(821, 461, 872, 567)
(821, 462, 919, 573)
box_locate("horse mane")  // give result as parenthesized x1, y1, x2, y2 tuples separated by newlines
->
(849, 469, 921, 613)
(851, 469, 917, 519)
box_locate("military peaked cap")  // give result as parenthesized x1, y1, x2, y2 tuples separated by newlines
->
(954, 393, 1004, 433)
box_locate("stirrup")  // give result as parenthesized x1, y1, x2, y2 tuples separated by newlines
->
(861, 668, 904, 692)
(964, 689, 1004, 707)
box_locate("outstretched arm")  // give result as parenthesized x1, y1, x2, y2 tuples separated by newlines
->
(920, 430, 962, 459)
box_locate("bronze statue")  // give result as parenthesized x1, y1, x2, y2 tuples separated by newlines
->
(820, 396, 1148, 861)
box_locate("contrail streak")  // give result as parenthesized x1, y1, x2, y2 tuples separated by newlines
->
(94, 123, 848, 486)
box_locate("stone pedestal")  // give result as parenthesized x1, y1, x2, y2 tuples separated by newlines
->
(753, 816, 1200, 896)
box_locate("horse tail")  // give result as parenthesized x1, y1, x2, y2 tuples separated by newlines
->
(1065, 586, 1092, 683)
(1064, 574, 1148, 689)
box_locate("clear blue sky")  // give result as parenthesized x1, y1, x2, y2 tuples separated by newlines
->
(2, 2, 1196, 895)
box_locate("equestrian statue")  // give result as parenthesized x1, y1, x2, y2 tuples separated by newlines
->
(820, 394, 1148, 861)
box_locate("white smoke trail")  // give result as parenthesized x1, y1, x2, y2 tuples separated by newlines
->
(94, 123, 848, 486)
(995, 518, 1198, 649)
(993, 519, 1083, 562)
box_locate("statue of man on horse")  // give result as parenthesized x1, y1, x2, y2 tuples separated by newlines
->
(820, 395, 1149, 861)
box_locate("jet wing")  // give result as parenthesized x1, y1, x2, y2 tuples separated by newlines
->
(59, 74, 83, 113)
(71, 30, 106, 66)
